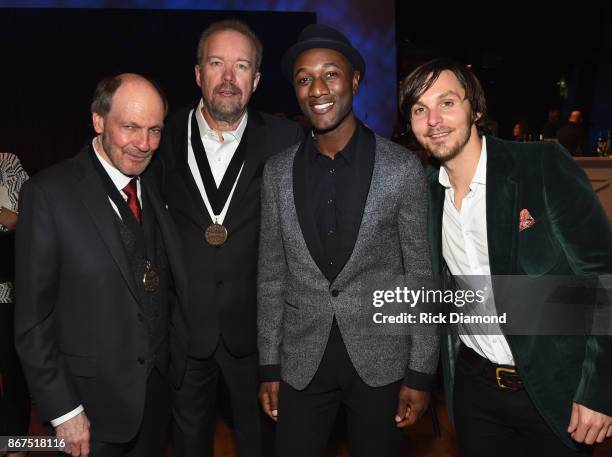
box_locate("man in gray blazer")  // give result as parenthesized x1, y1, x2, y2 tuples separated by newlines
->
(257, 24, 439, 457)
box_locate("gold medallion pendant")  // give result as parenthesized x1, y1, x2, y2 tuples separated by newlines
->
(205, 223, 228, 246)
(143, 260, 160, 292)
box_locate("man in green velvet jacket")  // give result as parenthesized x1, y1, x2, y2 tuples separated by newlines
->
(399, 58, 612, 456)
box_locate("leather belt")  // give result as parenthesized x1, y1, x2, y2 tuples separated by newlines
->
(459, 346, 523, 391)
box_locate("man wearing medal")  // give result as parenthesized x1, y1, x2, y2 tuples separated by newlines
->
(15, 74, 189, 457)
(257, 24, 439, 457)
(149, 19, 303, 457)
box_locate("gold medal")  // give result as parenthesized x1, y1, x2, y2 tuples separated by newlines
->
(205, 223, 228, 246)
(143, 260, 160, 292)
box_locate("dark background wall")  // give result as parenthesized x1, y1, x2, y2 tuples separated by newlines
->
(396, 3, 612, 149)
(1, 2, 611, 173)
(0, 8, 314, 173)
(0, 0, 398, 176)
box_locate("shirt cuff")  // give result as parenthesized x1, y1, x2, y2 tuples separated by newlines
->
(259, 364, 280, 382)
(50, 405, 84, 427)
(402, 368, 436, 391)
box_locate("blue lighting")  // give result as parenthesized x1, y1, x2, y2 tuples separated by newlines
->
(2, 0, 396, 136)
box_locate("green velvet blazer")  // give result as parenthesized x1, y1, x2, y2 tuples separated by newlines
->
(427, 135, 612, 450)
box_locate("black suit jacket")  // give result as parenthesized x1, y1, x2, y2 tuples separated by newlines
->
(149, 104, 303, 358)
(14, 146, 189, 443)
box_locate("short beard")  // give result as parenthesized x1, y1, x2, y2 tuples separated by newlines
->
(206, 98, 245, 124)
(204, 82, 246, 125)
(425, 123, 472, 163)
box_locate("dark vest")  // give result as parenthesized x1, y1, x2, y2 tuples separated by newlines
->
(89, 149, 171, 375)
(114, 190, 170, 375)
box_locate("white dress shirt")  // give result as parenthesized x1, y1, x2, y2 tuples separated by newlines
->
(51, 140, 142, 427)
(440, 137, 515, 365)
(187, 99, 246, 225)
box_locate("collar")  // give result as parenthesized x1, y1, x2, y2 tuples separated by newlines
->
(308, 121, 361, 165)
(438, 135, 487, 189)
(92, 138, 135, 192)
(196, 98, 248, 143)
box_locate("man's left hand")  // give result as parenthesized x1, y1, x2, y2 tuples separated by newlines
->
(395, 386, 430, 428)
(568, 402, 612, 444)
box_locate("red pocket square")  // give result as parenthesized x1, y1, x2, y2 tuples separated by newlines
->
(519, 209, 536, 232)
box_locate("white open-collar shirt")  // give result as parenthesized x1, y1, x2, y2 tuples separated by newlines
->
(439, 137, 515, 366)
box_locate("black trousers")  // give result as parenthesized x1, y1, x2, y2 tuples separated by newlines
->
(453, 346, 592, 457)
(172, 339, 266, 457)
(0, 302, 30, 436)
(276, 321, 403, 457)
(86, 367, 171, 457)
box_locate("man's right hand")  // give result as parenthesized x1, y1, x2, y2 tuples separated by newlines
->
(259, 381, 280, 421)
(55, 411, 90, 457)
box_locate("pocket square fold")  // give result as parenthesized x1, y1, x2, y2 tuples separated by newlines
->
(519, 209, 536, 232)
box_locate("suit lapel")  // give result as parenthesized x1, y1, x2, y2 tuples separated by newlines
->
(333, 136, 380, 283)
(293, 136, 328, 275)
(180, 104, 214, 227)
(485, 136, 520, 275)
(179, 156, 213, 227)
(224, 110, 266, 231)
(142, 177, 188, 299)
(335, 126, 375, 276)
(74, 147, 139, 301)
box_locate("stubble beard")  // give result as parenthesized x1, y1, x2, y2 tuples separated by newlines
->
(424, 123, 472, 163)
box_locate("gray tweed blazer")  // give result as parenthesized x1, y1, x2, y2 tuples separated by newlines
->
(257, 133, 439, 390)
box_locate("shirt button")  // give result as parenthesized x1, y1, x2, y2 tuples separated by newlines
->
(331, 290, 339, 297)
(327, 199, 334, 205)
(329, 261, 334, 266)
(328, 230, 335, 235)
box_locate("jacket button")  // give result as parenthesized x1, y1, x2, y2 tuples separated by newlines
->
(216, 280, 224, 288)
(331, 290, 339, 297)
(137, 357, 145, 365)
(137, 313, 143, 321)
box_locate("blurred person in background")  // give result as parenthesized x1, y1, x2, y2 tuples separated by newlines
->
(0, 152, 30, 457)
(512, 119, 529, 142)
(557, 110, 587, 156)
(542, 108, 561, 140)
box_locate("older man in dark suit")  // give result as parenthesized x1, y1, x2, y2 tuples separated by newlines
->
(15, 73, 188, 457)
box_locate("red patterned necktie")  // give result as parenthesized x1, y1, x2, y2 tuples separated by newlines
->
(122, 178, 142, 224)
